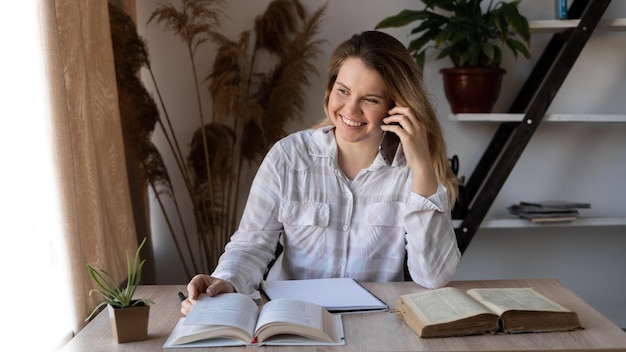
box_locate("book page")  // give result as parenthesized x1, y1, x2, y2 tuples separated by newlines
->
(254, 298, 343, 344)
(256, 299, 323, 331)
(466, 288, 571, 316)
(401, 287, 494, 325)
(163, 318, 247, 348)
(183, 293, 259, 337)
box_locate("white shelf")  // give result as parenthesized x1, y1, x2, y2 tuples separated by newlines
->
(449, 113, 626, 123)
(453, 217, 626, 229)
(529, 18, 626, 33)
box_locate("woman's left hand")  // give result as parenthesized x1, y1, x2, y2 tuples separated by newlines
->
(381, 105, 438, 197)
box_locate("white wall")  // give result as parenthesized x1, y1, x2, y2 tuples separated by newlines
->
(136, 0, 626, 327)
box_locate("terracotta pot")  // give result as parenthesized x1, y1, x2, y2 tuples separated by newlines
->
(440, 67, 506, 114)
(107, 303, 150, 343)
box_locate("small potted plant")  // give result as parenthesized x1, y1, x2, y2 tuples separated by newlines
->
(85, 237, 154, 343)
(376, 0, 531, 113)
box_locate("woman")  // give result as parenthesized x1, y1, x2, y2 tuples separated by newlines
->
(181, 31, 460, 314)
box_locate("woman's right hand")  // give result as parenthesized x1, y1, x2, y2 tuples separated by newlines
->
(181, 274, 235, 316)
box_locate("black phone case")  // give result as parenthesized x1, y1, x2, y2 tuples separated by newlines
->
(378, 129, 400, 165)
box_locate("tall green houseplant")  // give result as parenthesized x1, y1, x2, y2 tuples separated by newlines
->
(376, 0, 531, 113)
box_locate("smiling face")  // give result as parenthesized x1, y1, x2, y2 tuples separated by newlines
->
(328, 57, 393, 148)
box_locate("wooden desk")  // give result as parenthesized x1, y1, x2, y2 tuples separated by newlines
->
(60, 279, 626, 351)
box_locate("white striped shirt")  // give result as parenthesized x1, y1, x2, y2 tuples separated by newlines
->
(212, 126, 460, 294)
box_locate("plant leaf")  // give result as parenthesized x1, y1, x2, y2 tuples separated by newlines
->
(376, 0, 531, 68)
(375, 9, 431, 29)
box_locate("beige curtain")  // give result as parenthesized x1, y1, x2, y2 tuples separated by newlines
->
(43, 0, 138, 334)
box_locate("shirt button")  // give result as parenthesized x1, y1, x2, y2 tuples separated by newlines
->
(342, 224, 349, 231)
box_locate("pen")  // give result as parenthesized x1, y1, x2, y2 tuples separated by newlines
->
(178, 292, 186, 302)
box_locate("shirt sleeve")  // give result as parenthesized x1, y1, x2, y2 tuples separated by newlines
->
(404, 183, 461, 289)
(211, 143, 286, 295)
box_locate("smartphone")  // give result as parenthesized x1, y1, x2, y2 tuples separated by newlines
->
(378, 122, 401, 165)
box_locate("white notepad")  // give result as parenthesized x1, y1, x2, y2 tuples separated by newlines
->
(261, 278, 388, 313)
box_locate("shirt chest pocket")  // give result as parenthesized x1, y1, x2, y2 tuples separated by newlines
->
(279, 201, 329, 226)
(366, 202, 406, 260)
(278, 201, 329, 258)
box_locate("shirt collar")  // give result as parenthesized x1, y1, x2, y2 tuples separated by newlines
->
(308, 126, 337, 159)
(308, 126, 406, 169)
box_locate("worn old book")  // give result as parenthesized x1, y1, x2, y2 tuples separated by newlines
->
(164, 293, 344, 348)
(395, 287, 582, 338)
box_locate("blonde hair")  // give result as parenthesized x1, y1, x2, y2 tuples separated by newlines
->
(313, 31, 458, 206)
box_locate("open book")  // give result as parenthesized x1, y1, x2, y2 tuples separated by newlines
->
(396, 287, 582, 338)
(163, 293, 344, 348)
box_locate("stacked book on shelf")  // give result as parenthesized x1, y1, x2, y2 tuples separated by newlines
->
(507, 201, 591, 223)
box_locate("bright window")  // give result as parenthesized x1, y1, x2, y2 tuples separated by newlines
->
(0, 2, 74, 351)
